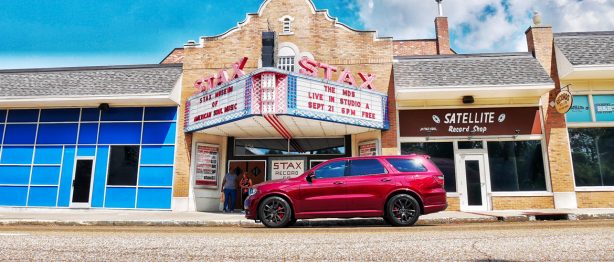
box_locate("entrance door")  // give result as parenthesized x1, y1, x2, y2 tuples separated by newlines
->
(458, 155, 489, 211)
(227, 160, 266, 210)
(70, 158, 94, 208)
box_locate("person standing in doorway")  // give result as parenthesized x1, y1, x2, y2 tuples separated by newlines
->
(240, 171, 253, 207)
(221, 167, 240, 213)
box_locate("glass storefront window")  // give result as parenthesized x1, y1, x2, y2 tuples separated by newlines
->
(401, 142, 456, 192)
(569, 128, 614, 187)
(234, 139, 289, 155)
(234, 138, 346, 156)
(487, 141, 546, 191)
(289, 138, 345, 155)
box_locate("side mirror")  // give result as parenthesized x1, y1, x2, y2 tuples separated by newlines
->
(306, 173, 315, 183)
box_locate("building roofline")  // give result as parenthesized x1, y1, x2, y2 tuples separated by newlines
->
(554, 31, 614, 37)
(393, 39, 437, 42)
(0, 63, 183, 74)
(160, 48, 185, 64)
(394, 52, 532, 61)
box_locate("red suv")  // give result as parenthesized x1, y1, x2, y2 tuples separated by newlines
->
(244, 155, 447, 227)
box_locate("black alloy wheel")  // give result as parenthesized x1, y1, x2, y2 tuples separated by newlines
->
(258, 196, 293, 228)
(385, 194, 421, 226)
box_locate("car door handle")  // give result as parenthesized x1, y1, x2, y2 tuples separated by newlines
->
(381, 178, 392, 182)
(333, 181, 345, 185)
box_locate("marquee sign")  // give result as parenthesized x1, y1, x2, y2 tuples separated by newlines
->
(185, 68, 388, 133)
(399, 107, 542, 137)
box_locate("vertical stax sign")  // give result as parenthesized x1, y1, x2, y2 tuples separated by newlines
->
(193, 57, 377, 92)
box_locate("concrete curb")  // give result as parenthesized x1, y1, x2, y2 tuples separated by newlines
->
(1, 213, 612, 228)
(0, 217, 499, 227)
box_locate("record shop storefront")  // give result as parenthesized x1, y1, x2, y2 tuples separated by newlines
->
(398, 107, 549, 211)
(184, 67, 389, 211)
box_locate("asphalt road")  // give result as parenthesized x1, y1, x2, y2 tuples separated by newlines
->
(0, 220, 613, 261)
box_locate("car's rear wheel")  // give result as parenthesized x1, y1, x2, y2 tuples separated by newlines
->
(258, 196, 292, 228)
(385, 194, 421, 227)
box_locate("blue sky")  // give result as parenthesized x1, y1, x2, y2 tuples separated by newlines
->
(0, 0, 363, 69)
(1, 0, 612, 69)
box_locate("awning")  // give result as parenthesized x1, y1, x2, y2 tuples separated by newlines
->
(184, 68, 389, 138)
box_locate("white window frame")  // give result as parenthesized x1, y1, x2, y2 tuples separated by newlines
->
(278, 15, 295, 35)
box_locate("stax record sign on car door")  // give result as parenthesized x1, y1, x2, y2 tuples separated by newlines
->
(399, 107, 543, 137)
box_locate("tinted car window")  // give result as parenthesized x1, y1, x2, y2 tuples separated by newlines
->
(348, 159, 386, 177)
(314, 161, 347, 179)
(387, 158, 427, 172)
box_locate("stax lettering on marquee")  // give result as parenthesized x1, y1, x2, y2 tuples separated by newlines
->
(193, 56, 377, 93)
(193, 57, 248, 93)
(298, 57, 376, 89)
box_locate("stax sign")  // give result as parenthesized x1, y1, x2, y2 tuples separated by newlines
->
(193, 56, 377, 93)
(193, 57, 248, 93)
(298, 57, 376, 89)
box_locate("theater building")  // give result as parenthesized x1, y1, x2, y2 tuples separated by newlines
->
(1, 0, 612, 211)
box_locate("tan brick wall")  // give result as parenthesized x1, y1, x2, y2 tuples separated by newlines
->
(526, 26, 575, 195)
(547, 128, 575, 192)
(161, 48, 184, 64)
(174, 0, 397, 197)
(393, 40, 438, 56)
(492, 196, 555, 210)
(577, 192, 614, 208)
(446, 197, 460, 211)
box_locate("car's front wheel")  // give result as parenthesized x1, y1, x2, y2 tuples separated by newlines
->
(385, 194, 421, 226)
(258, 196, 293, 228)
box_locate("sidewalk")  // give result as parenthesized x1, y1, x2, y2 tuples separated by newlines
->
(0, 208, 612, 227)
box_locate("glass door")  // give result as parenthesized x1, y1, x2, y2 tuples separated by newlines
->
(458, 154, 489, 211)
(70, 158, 95, 208)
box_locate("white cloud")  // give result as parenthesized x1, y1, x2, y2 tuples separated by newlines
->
(356, 0, 614, 53)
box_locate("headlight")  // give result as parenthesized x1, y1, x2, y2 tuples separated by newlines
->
(248, 188, 258, 196)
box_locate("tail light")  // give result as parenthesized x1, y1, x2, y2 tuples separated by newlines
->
(433, 174, 445, 189)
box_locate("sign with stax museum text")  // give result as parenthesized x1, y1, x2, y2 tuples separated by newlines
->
(184, 68, 389, 133)
(399, 107, 542, 137)
(270, 159, 305, 180)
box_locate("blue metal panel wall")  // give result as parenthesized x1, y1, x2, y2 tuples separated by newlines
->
(58, 147, 75, 207)
(0, 106, 177, 210)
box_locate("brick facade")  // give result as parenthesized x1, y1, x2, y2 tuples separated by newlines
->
(446, 197, 460, 211)
(175, 0, 398, 198)
(526, 26, 576, 205)
(393, 40, 438, 56)
(161, 48, 184, 64)
(576, 192, 614, 208)
(492, 196, 555, 210)
(435, 17, 453, 55)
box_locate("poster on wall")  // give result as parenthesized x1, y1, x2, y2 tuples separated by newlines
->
(359, 140, 379, 156)
(194, 144, 219, 188)
(270, 158, 305, 181)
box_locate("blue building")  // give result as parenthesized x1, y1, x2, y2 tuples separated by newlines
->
(0, 64, 182, 210)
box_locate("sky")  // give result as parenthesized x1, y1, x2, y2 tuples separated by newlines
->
(0, 0, 613, 69)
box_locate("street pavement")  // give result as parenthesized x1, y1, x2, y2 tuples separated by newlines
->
(0, 220, 612, 261)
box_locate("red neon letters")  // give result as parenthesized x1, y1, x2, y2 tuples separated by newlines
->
(298, 57, 376, 89)
(194, 56, 377, 92)
(194, 57, 248, 93)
